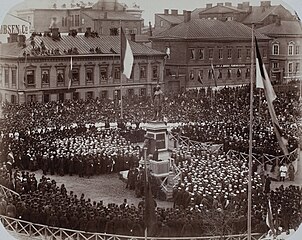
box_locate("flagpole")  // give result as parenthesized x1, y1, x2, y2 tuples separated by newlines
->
(247, 24, 255, 240)
(144, 146, 148, 240)
(119, 21, 124, 120)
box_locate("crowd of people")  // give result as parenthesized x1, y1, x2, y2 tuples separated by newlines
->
(0, 85, 301, 237)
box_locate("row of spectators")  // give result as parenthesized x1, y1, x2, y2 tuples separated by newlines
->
(1, 86, 300, 157)
(1, 170, 300, 237)
(1, 127, 141, 177)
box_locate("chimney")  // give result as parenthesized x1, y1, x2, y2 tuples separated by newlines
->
(7, 33, 18, 43)
(225, 2, 232, 7)
(164, 9, 169, 15)
(104, 12, 108, 19)
(130, 33, 135, 42)
(242, 2, 250, 10)
(183, 10, 191, 23)
(148, 21, 153, 37)
(171, 9, 178, 16)
(206, 3, 213, 9)
(85, 27, 91, 37)
(50, 27, 59, 39)
(17, 34, 26, 47)
(217, 3, 224, 6)
(237, 3, 243, 10)
(260, 1, 271, 8)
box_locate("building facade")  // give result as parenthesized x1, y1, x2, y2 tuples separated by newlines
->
(0, 30, 165, 104)
(151, 12, 270, 92)
(258, 20, 302, 84)
(15, 0, 143, 36)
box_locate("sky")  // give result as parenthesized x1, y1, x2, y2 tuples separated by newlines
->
(0, 0, 301, 26)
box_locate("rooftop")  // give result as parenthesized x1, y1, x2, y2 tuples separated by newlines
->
(257, 20, 302, 36)
(0, 35, 165, 58)
(152, 19, 269, 41)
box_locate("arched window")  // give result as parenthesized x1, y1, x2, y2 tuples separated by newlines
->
(272, 42, 279, 55)
(288, 41, 295, 55)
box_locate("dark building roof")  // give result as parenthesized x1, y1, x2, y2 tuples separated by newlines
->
(257, 20, 302, 36)
(151, 19, 269, 41)
(242, 5, 294, 24)
(0, 35, 165, 58)
(155, 14, 184, 25)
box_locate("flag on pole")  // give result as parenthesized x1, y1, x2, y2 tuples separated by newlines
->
(120, 27, 134, 79)
(144, 181, 157, 236)
(266, 199, 276, 236)
(211, 61, 217, 87)
(255, 37, 288, 155)
(68, 56, 72, 90)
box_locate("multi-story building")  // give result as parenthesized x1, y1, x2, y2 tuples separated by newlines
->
(151, 11, 270, 92)
(0, 28, 165, 104)
(14, 0, 143, 36)
(258, 19, 302, 84)
(153, 9, 184, 35)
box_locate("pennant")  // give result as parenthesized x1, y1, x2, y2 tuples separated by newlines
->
(211, 61, 217, 87)
(120, 27, 134, 79)
(266, 199, 276, 236)
(255, 38, 288, 155)
(68, 56, 72, 90)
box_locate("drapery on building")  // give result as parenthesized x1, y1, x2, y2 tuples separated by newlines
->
(150, 11, 270, 92)
(0, 28, 165, 104)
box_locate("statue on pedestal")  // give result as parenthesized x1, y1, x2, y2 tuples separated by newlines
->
(152, 85, 164, 121)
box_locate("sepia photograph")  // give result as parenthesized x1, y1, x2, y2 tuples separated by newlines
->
(0, 0, 301, 239)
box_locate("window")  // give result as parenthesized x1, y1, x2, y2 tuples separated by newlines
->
(27, 95, 36, 103)
(288, 62, 293, 73)
(296, 62, 300, 73)
(26, 70, 35, 86)
(5, 69, 9, 86)
(272, 62, 279, 69)
(189, 70, 194, 80)
(62, 17, 65, 27)
(75, 15, 80, 27)
(198, 49, 204, 60)
(86, 91, 93, 99)
(11, 95, 16, 104)
(140, 88, 146, 97)
(58, 93, 64, 102)
(246, 48, 251, 59)
(11, 69, 16, 86)
(288, 42, 294, 55)
(263, 48, 267, 58)
(57, 69, 65, 85)
(71, 15, 74, 27)
(189, 49, 195, 60)
(0, 67, 2, 86)
(43, 94, 50, 103)
(227, 48, 232, 59)
(152, 66, 158, 80)
(86, 68, 94, 84)
(100, 66, 108, 82)
(272, 44, 279, 55)
(237, 48, 242, 59)
(208, 69, 212, 80)
(71, 69, 80, 85)
(227, 69, 231, 79)
(295, 45, 300, 55)
(160, 20, 164, 27)
(73, 92, 80, 101)
(110, 28, 119, 36)
(245, 68, 250, 79)
(218, 69, 222, 79)
(41, 69, 50, 84)
(208, 48, 213, 59)
(128, 88, 134, 97)
(140, 66, 147, 79)
(218, 48, 223, 59)
(197, 70, 203, 82)
(100, 90, 108, 99)
(114, 89, 121, 100)
(114, 66, 120, 79)
(237, 69, 242, 78)
(133, 28, 138, 34)
(125, 28, 129, 34)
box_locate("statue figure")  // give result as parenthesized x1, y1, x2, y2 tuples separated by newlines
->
(153, 85, 164, 121)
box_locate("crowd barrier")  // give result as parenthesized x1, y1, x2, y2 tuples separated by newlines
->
(0, 184, 19, 199)
(0, 214, 264, 240)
